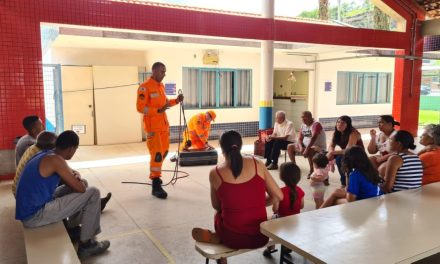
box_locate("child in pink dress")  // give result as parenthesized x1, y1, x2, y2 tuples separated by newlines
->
(310, 153, 330, 209)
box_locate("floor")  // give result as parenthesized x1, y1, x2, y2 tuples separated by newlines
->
(0, 129, 429, 264)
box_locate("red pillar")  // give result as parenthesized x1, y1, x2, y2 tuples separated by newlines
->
(391, 4, 425, 136)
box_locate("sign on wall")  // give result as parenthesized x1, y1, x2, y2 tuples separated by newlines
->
(165, 83, 176, 95)
(72, 124, 86, 134)
(325, 81, 332, 92)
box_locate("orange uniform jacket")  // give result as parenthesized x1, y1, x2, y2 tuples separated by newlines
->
(180, 113, 212, 150)
(136, 78, 178, 132)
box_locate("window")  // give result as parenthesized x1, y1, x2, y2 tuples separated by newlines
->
(182, 67, 252, 109)
(337, 72, 392, 105)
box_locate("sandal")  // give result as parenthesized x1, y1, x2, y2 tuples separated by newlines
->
(192, 228, 221, 244)
(262, 247, 278, 257)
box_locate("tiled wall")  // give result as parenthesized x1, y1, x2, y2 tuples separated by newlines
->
(169, 121, 259, 143)
(424, 35, 440, 52)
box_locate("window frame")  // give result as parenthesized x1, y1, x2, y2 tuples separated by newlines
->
(337, 71, 392, 105)
(183, 67, 253, 109)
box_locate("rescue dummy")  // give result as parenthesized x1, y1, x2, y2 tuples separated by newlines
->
(136, 62, 184, 199)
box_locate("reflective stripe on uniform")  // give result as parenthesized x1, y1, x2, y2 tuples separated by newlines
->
(150, 167, 161, 172)
(143, 107, 149, 114)
(147, 132, 155, 137)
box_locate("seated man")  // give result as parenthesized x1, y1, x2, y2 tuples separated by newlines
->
(12, 131, 57, 197)
(171, 110, 216, 162)
(265, 111, 296, 170)
(13, 131, 112, 211)
(287, 111, 327, 178)
(15, 130, 110, 259)
(15, 115, 44, 165)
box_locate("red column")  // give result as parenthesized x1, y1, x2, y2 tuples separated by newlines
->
(392, 12, 424, 136)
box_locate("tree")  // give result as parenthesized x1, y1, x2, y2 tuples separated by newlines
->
(319, 0, 329, 20)
(373, 6, 390, 30)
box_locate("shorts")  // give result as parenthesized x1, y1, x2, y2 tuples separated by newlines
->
(311, 182, 326, 199)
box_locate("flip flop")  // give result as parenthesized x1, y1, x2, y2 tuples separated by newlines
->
(192, 228, 221, 244)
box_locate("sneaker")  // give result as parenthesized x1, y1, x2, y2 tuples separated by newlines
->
(152, 178, 168, 199)
(264, 160, 271, 167)
(77, 239, 110, 259)
(266, 163, 278, 170)
(100, 192, 112, 212)
(170, 155, 178, 162)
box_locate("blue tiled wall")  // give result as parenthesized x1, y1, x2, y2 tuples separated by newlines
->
(169, 121, 259, 143)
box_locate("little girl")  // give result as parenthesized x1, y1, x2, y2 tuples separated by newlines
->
(263, 162, 304, 257)
(310, 153, 330, 209)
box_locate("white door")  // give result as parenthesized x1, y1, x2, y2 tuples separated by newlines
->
(92, 66, 142, 145)
(61, 66, 95, 145)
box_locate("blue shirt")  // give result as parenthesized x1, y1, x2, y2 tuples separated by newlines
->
(15, 151, 60, 221)
(347, 169, 382, 200)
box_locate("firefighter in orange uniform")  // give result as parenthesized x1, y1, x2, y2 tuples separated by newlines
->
(179, 110, 216, 151)
(136, 62, 183, 199)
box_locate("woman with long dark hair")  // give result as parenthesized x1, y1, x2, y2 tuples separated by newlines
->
(327, 115, 364, 187)
(192, 131, 282, 263)
(321, 146, 383, 208)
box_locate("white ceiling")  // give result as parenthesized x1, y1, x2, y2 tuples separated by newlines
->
(49, 25, 392, 56)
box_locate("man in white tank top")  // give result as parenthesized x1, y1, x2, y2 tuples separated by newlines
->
(288, 111, 326, 176)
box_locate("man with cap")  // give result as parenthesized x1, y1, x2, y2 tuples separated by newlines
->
(174, 110, 216, 158)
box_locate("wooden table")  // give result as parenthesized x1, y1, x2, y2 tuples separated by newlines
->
(261, 182, 440, 264)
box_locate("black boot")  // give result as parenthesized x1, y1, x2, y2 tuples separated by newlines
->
(152, 178, 167, 199)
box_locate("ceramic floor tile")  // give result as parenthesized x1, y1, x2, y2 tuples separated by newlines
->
(83, 232, 167, 264)
(0, 256, 27, 264)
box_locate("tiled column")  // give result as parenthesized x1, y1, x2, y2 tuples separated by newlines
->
(0, 1, 45, 178)
(259, 0, 274, 129)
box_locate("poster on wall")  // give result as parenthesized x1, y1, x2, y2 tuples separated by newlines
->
(325, 81, 332, 92)
(165, 83, 176, 95)
(72, 125, 86, 134)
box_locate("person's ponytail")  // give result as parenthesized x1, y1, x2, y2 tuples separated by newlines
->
(229, 146, 243, 178)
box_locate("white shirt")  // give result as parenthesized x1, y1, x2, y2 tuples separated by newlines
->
(273, 119, 296, 142)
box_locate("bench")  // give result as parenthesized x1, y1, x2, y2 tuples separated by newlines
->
(22, 222, 80, 264)
(195, 240, 293, 264)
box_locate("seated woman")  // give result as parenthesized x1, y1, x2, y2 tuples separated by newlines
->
(320, 146, 383, 208)
(367, 115, 399, 169)
(327, 115, 364, 187)
(418, 124, 440, 185)
(380, 130, 423, 193)
(192, 130, 283, 263)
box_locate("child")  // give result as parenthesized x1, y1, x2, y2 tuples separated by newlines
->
(263, 162, 304, 257)
(310, 153, 330, 209)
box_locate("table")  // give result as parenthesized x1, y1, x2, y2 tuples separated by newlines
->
(260, 182, 440, 264)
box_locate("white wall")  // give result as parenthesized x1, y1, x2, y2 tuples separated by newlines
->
(51, 47, 146, 66)
(315, 54, 395, 118)
(52, 45, 396, 145)
(144, 48, 261, 126)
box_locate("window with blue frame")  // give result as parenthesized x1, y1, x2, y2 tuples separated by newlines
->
(182, 67, 252, 109)
(337, 71, 392, 105)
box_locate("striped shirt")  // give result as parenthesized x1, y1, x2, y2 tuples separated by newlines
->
(392, 153, 423, 192)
